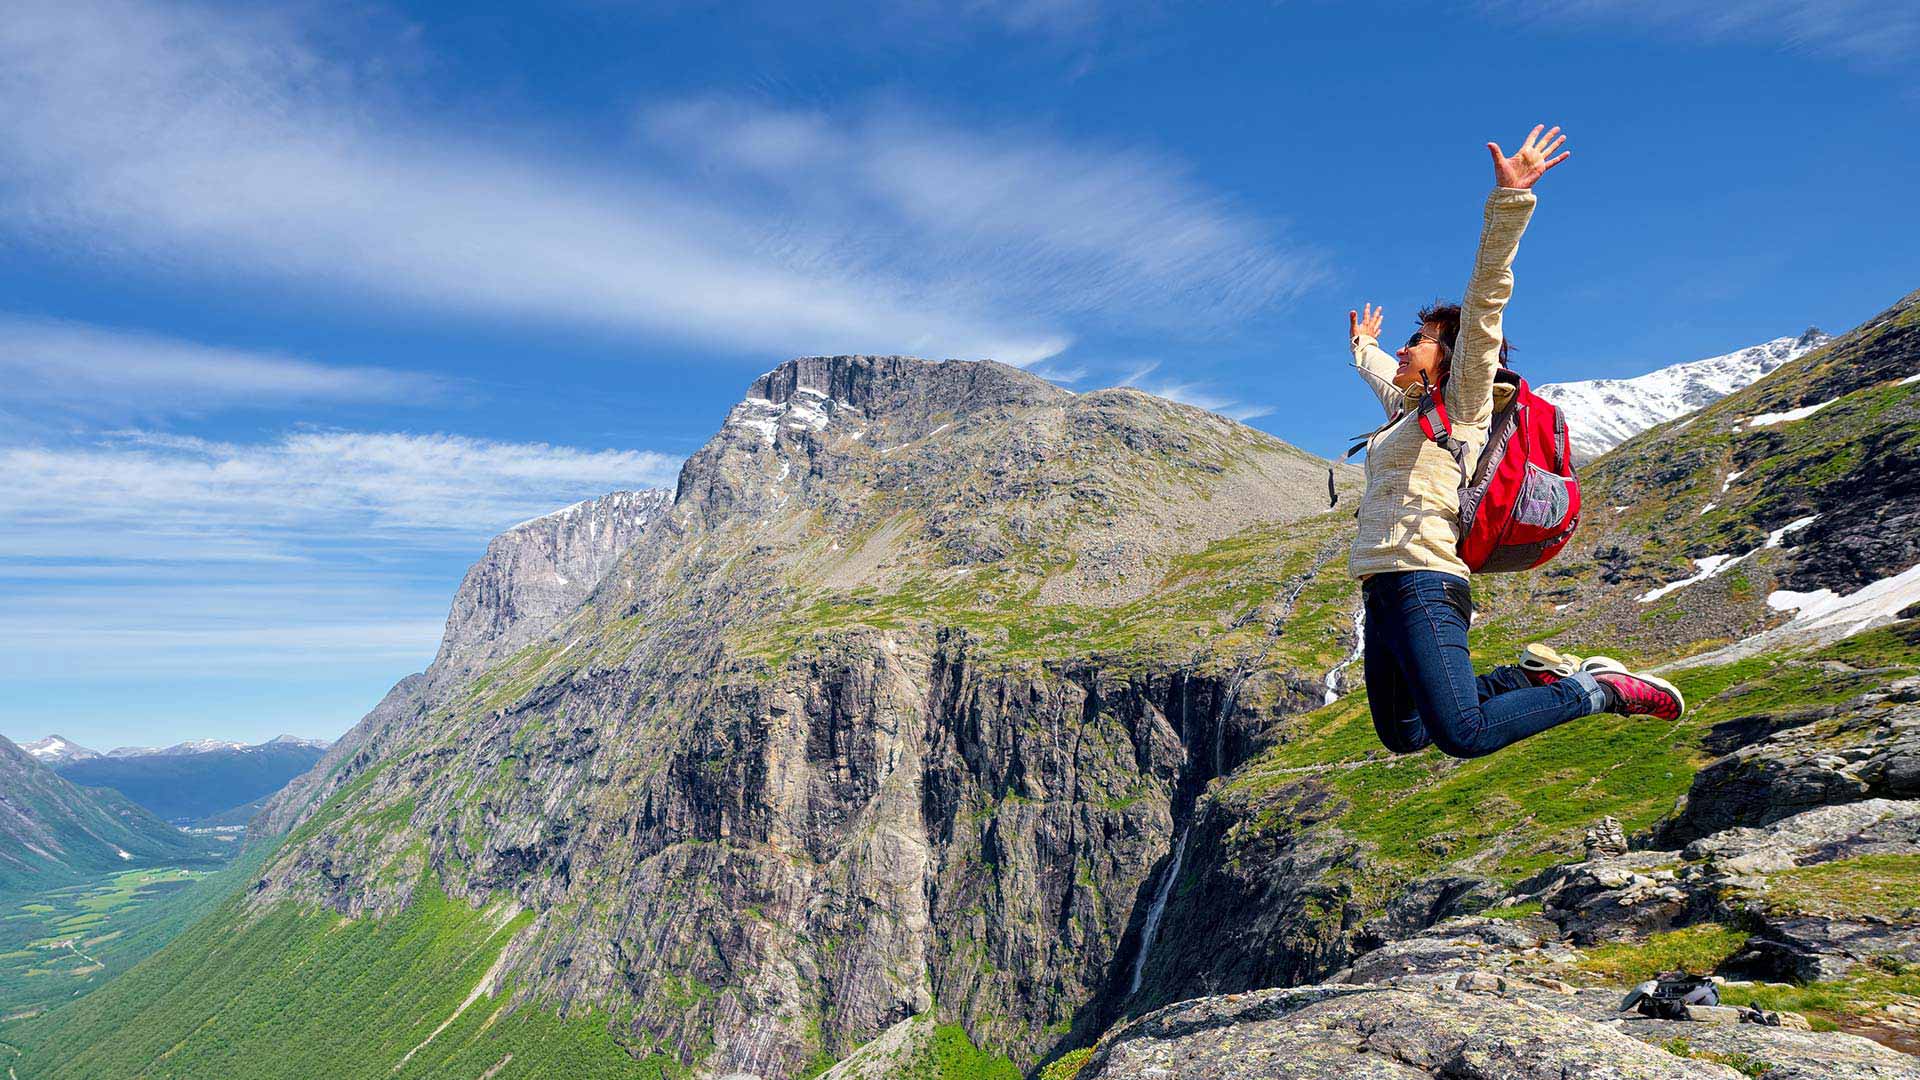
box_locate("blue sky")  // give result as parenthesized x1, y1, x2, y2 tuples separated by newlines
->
(2, 0, 1915, 750)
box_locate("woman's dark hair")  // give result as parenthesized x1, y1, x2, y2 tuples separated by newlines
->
(1417, 301, 1514, 386)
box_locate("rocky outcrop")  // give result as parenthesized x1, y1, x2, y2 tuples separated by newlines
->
(1658, 674, 1920, 845)
(433, 488, 670, 679)
(252, 490, 667, 841)
(1073, 980, 1920, 1079)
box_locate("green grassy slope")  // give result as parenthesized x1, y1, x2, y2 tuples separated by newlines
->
(1225, 621, 1920, 890)
(6, 879, 675, 1080)
(0, 845, 267, 1019)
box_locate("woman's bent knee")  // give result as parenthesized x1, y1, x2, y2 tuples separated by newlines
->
(1425, 709, 1496, 759)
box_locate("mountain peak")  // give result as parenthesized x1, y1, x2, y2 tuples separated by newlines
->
(22, 734, 100, 763)
(724, 355, 1068, 450)
(261, 734, 329, 749)
(433, 487, 672, 678)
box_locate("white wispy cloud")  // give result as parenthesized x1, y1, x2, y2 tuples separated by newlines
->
(0, 429, 679, 687)
(0, 430, 680, 559)
(641, 97, 1315, 335)
(0, 580, 451, 672)
(1116, 361, 1271, 421)
(0, 0, 1308, 368)
(0, 315, 440, 419)
(963, 0, 1107, 36)
(1487, 0, 1920, 68)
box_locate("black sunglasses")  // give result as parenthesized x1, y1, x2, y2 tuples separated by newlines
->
(1403, 331, 1448, 352)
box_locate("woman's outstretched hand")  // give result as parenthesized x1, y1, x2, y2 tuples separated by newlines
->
(1349, 303, 1384, 342)
(1488, 124, 1570, 189)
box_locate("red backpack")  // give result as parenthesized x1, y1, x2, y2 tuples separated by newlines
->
(1413, 368, 1582, 573)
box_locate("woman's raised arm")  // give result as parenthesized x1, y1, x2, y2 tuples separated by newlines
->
(1445, 125, 1570, 425)
(1349, 302, 1402, 417)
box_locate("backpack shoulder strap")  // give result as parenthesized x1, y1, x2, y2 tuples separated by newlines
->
(1415, 373, 1468, 473)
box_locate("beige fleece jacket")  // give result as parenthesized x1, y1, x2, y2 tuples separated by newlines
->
(1346, 186, 1537, 581)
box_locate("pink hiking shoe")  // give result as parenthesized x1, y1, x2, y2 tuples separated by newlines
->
(1590, 661, 1686, 721)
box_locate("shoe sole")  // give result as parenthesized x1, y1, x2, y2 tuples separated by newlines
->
(1520, 642, 1582, 677)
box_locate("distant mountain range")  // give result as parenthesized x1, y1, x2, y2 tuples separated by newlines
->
(33, 736, 332, 826)
(0, 734, 218, 895)
(22, 733, 328, 764)
(1535, 327, 1830, 461)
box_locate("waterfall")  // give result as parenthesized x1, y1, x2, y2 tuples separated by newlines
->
(1127, 823, 1191, 997)
(1322, 605, 1366, 706)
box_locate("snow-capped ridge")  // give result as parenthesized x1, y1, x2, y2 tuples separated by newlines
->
(21, 735, 100, 763)
(63, 735, 332, 760)
(1535, 327, 1829, 461)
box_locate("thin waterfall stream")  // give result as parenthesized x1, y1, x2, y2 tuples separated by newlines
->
(1127, 824, 1189, 996)
(1322, 605, 1366, 705)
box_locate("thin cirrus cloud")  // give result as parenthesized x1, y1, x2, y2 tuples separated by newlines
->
(0, 0, 1310, 368)
(1486, 0, 1920, 68)
(1117, 361, 1271, 422)
(0, 316, 442, 419)
(0, 430, 680, 681)
(640, 97, 1317, 331)
(0, 430, 682, 563)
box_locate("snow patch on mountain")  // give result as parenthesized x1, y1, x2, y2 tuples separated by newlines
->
(1534, 328, 1829, 461)
(22, 735, 99, 763)
(1767, 561, 1920, 635)
(1751, 397, 1835, 426)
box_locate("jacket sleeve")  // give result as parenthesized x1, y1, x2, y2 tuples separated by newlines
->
(1444, 187, 1536, 426)
(1351, 332, 1402, 417)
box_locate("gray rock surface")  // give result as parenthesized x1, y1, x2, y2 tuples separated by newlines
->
(1659, 677, 1920, 845)
(433, 488, 670, 678)
(1080, 984, 1747, 1079)
(245, 355, 1358, 1077)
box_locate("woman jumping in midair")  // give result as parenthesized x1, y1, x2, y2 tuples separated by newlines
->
(1348, 125, 1685, 759)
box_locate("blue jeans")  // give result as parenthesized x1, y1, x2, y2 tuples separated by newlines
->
(1362, 570, 1605, 759)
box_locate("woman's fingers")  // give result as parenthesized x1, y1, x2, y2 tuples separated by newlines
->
(1541, 133, 1566, 159)
(1522, 123, 1545, 151)
(1543, 151, 1571, 172)
(1487, 141, 1505, 164)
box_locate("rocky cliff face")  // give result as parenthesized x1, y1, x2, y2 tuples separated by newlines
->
(433, 489, 671, 680)
(254, 489, 668, 839)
